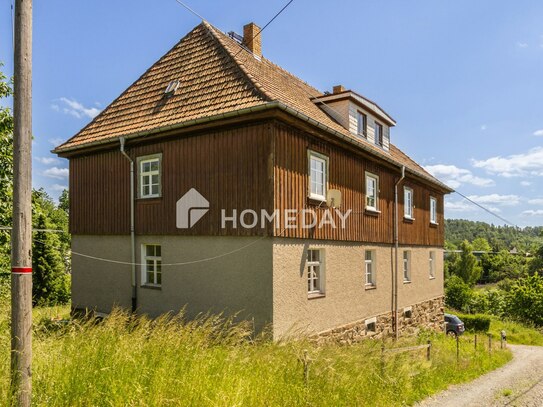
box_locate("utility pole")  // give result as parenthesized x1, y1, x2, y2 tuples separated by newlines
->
(11, 0, 33, 405)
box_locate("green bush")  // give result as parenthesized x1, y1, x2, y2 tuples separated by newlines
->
(506, 274, 543, 326)
(456, 313, 491, 332)
(445, 275, 472, 311)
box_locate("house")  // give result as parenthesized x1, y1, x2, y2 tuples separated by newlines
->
(54, 21, 452, 340)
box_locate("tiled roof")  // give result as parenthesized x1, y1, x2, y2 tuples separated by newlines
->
(54, 21, 450, 191)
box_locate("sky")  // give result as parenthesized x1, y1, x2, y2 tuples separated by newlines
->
(0, 0, 542, 227)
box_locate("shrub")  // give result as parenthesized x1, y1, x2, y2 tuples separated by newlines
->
(445, 275, 472, 311)
(457, 314, 491, 333)
(506, 274, 543, 327)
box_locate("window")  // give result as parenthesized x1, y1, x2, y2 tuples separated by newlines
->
(429, 251, 436, 279)
(307, 249, 324, 295)
(138, 154, 162, 198)
(365, 317, 376, 333)
(365, 173, 379, 211)
(142, 244, 162, 286)
(356, 111, 367, 137)
(309, 152, 327, 201)
(404, 187, 414, 219)
(403, 250, 411, 282)
(374, 122, 383, 146)
(430, 197, 438, 224)
(365, 250, 376, 286)
(404, 307, 412, 318)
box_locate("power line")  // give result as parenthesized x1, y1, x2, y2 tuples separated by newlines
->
(453, 190, 517, 227)
(174, 0, 206, 22)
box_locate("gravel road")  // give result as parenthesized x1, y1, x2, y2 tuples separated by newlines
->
(418, 345, 543, 407)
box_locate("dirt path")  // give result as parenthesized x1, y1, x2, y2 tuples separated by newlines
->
(418, 345, 543, 407)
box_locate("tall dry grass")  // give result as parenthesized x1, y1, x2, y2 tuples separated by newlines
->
(0, 305, 511, 406)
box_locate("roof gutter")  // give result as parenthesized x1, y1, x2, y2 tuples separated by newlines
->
(53, 101, 452, 192)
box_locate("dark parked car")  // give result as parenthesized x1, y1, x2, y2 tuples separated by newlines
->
(445, 313, 465, 337)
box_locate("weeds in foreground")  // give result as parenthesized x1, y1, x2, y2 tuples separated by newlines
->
(1, 306, 512, 406)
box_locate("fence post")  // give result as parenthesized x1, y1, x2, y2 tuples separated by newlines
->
(456, 334, 460, 363)
(488, 334, 492, 355)
(380, 344, 385, 375)
(474, 334, 477, 350)
(302, 350, 309, 385)
(427, 340, 431, 361)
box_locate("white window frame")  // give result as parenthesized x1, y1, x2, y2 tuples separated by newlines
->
(356, 111, 367, 137)
(365, 317, 377, 332)
(138, 154, 162, 199)
(307, 248, 325, 296)
(365, 172, 379, 211)
(308, 151, 328, 201)
(142, 244, 162, 287)
(365, 250, 376, 287)
(404, 187, 414, 219)
(430, 196, 438, 224)
(403, 250, 411, 282)
(429, 251, 436, 279)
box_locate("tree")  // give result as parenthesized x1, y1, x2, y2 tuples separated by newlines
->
(472, 237, 492, 252)
(528, 245, 543, 276)
(506, 274, 543, 326)
(445, 275, 472, 311)
(32, 213, 69, 306)
(0, 66, 13, 273)
(453, 240, 482, 286)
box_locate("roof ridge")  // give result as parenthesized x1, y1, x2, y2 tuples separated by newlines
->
(203, 21, 274, 103)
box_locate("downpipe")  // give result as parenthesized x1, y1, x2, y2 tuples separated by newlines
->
(394, 165, 405, 340)
(120, 137, 137, 312)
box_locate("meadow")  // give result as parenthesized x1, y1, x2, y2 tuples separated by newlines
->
(0, 303, 515, 406)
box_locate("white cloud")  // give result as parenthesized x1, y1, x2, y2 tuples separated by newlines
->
(472, 147, 543, 177)
(521, 181, 532, 187)
(51, 184, 68, 192)
(467, 194, 521, 206)
(445, 200, 474, 212)
(52, 97, 101, 119)
(35, 156, 59, 165)
(43, 167, 69, 179)
(533, 129, 543, 136)
(522, 209, 543, 217)
(517, 42, 529, 48)
(424, 164, 495, 189)
(48, 138, 65, 146)
(528, 198, 543, 205)
(480, 125, 487, 131)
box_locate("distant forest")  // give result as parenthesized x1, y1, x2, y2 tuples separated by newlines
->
(445, 219, 543, 253)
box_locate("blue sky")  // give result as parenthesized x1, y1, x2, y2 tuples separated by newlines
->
(1, 0, 542, 226)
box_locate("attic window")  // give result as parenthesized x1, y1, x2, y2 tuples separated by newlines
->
(164, 80, 180, 97)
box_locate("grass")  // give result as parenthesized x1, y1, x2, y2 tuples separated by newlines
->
(0, 304, 513, 407)
(451, 310, 543, 346)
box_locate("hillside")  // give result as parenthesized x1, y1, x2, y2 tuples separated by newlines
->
(445, 219, 543, 252)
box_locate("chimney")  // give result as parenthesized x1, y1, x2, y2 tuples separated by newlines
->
(243, 23, 262, 58)
(333, 85, 346, 94)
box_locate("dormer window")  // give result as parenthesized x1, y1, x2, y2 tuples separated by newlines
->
(356, 111, 367, 137)
(375, 122, 383, 147)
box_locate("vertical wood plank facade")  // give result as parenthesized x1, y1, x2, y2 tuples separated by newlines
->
(69, 119, 445, 246)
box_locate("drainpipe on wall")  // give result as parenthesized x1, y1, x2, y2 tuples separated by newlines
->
(120, 137, 137, 312)
(393, 165, 405, 340)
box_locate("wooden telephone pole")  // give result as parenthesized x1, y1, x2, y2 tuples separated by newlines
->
(11, 0, 33, 405)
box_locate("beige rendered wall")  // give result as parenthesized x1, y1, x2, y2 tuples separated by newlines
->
(272, 239, 443, 338)
(71, 235, 133, 312)
(72, 235, 274, 331)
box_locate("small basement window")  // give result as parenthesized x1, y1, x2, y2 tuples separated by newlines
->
(404, 307, 412, 318)
(365, 317, 377, 333)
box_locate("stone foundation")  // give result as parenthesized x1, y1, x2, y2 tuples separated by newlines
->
(315, 296, 444, 344)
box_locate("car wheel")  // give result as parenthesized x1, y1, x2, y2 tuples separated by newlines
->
(447, 330, 457, 338)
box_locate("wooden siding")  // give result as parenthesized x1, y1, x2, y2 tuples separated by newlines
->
(272, 122, 444, 246)
(69, 119, 444, 246)
(69, 123, 273, 236)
